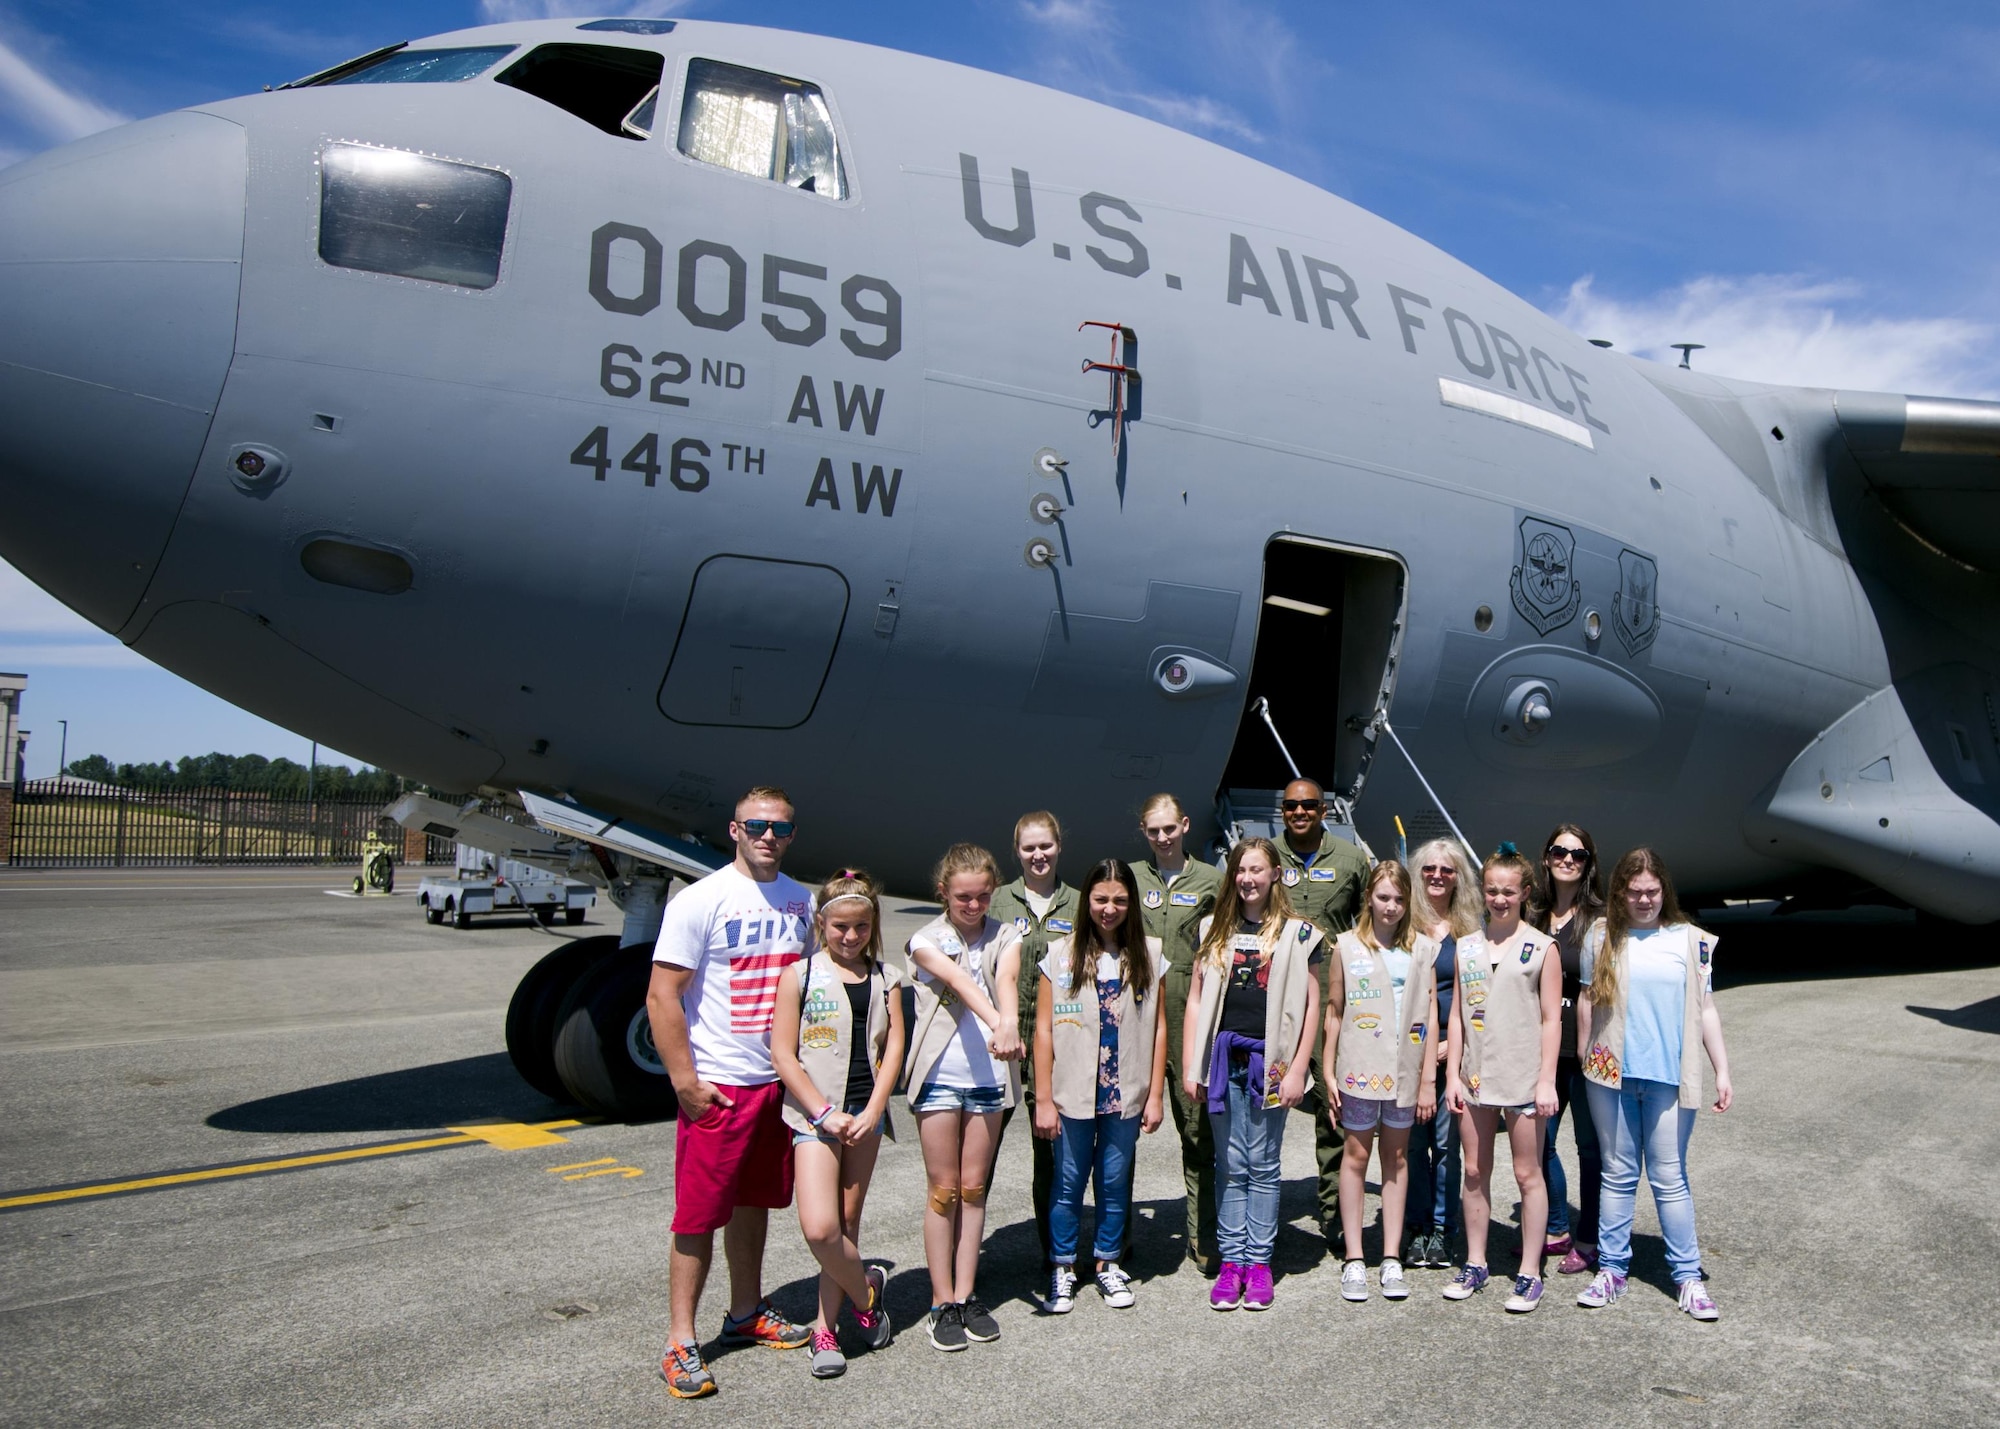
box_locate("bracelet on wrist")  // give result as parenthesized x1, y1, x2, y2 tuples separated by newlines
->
(810, 1103, 835, 1127)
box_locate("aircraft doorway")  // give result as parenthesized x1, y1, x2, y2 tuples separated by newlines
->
(1218, 537, 1405, 827)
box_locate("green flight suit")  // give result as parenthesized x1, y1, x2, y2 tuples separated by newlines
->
(1134, 857, 1224, 1268)
(1273, 832, 1370, 1237)
(986, 878, 1080, 1267)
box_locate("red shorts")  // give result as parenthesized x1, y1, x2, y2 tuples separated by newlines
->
(671, 1080, 795, 1235)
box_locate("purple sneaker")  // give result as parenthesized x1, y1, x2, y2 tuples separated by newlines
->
(1504, 1274, 1545, 1313)
(1442, 1263, 1490, 1301)
(1210, 1262, 1245, 1311)
(1677, 1278, 1719, 1321)
(1576, 1269, 1627, 1308)
(1242, 1263, 1274, 1310)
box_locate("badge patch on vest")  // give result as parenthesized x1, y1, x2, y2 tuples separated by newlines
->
(1054, 1001, 1083, 1017)
(1698, 939, 1711, 966)
(1409, 1022, 1425, 1045)
(1519, 940, 1536, 964)
(1466, 1072, 1482, 1092)
(1282, 868, 1301, 887)
(1047, 918, 1073, 934)
(1264, 1059, 1288, 1108)
(801, 1024, 839, 1051)
(1296, 923, 1312, 942)
(802, 988, 841, 1025)
(1354, 1015, 1380, 1034)
(1585, 1042, 1621, 1083)
(1143, 888, 1164, 909)
(1382, 1074, 1395, 1093)
(939, 933, 964, 957)
(1171, 891, 1199, 907)
(1307, 868, 1338, 881)
(1469, 1006, 1486, 1030)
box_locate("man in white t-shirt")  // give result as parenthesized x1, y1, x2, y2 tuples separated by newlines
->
(647, 786, 814, 1399)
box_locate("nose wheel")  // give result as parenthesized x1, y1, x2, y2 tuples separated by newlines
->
(503, 936, 678, 1119)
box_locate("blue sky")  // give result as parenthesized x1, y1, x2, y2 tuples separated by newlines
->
(4, 0, 1998, 774)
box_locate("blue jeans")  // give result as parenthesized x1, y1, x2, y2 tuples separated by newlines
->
(1050, 1112, 1143, 1264)
(1211, 1064, 1288, 1267)
(1544, 1061, 1602, 1241)
(1405, 1072, 1461, 1236)
(1587, 1077, 1700, 1281)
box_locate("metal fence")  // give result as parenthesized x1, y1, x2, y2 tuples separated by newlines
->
(7, 782, 423, 868)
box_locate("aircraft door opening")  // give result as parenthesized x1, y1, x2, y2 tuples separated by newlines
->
(1218, 537, 1405, 832)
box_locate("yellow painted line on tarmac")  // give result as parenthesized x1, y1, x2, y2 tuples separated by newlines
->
(0, 1119, 585, 1211)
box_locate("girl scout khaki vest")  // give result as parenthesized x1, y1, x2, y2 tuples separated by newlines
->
(1190, 915, 1324, 1107)
(781, 951, 902, 1137)
(1581, 920, 1716, 1111)
(904, 913, 1022, 1109)
(1457, 926, 1550, 1107)
(1043, 934, 1165, 1120)
(1331, 929, 1439, 1108)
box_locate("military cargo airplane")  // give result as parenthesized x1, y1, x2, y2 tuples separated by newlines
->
(2, 18, 1995, 1115)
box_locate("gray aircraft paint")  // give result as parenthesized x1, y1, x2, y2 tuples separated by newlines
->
(0, 19, 1994, 920)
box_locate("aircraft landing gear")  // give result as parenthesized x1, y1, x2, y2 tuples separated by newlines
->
(501, 871, 678, 1120)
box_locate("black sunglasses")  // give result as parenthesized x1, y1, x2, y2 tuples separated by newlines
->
(740, 819, 796, 838)
(1281, 799, 1323, 811)
(1546, 844, 1590, 864)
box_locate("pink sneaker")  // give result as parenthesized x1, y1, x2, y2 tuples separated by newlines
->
(1210, 1262, 1245, 1311)
(1242, 1263, 1274, 1310)
(1557, 1243, 1598, 1275)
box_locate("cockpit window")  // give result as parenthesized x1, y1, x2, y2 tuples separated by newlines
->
(677, 59, 846, 199)
(496, 44, 665, 139)
(577, 18, 677, 34)
(318, 144, 511, 290)
(320, 45, 515, 85)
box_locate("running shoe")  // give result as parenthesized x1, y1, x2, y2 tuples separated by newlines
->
(1417, 1229, 1446, 1268)
(1243, 1263, 1275, 1310)
(1504, 1275, 1545, 1313)
(720, 1299, 811, 1350)
(1094, 1263, 1136, 1309)
(1380, 1257, 1410, 1300)
(1340, 1259, 1370, 1302)
(1677, 1278, 1720, 1321)
(1442, 1264, 1490, 1301)
(1210, 1263, 1245, 1311)
(927, 1302, 967, 1352)
(959, 1296, 1001, 1341)
(1576, 1269, 1627, 1308)
(851, 1265, 892, 1350)
(660, 1340, 716, 1399)
(1042, 1264, 1077, 1315)
(808, 1328, 846, 1379)
(1557, 1243, 1598, 1275)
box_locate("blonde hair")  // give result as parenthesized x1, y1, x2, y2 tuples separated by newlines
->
(1410, 838, 1481, 938)
(933, 842, 1000, 894)
(1139, 792, 1187, 824)
(813, 868, 883, 964)
(1013, 810, 1062, 850)
(737, 785, 793, 815)
(1197, 838, 1295, 969)
(1356, 860, 1417, 952)
(1592, 847, 1686, 1012)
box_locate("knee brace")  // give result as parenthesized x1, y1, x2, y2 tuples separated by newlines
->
(959, 1182, 988, 1207)
(928, 1182, 962, 1215)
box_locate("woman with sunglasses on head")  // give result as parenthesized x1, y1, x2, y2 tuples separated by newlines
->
(1527, 825, 1607, 1277)
(1402, 839, 1481, 1271)
(1575, 848, 1733, 1321)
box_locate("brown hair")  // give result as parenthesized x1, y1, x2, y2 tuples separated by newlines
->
(813, 867, 883, 964)
(1356, 860, 1416, 952)
(1480, 848, 1536, 913)
(932, 842, 1001, 893)
(1410, 838, 1482, 939)
(1198, 838, 1296, 969)
(1593, 847, 1686, 1011)
(1527, 822, 1606, 929)
(1012, 810, 1063, 851)
(1070, 858, 1154, 1002)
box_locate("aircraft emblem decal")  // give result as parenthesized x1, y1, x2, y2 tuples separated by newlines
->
(1509, 516, 1581, 635)
(1614, 548, 1661, 655)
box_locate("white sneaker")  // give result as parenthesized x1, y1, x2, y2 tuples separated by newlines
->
(1379, 1257, 1409, 1300)
(1043, 1264, 1076, 1314)
(1094, 1262, 1136, 1309)
(1340, 1259, 1369, 1302)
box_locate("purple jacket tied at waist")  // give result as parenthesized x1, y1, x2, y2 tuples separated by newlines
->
(1207, 1030, 1265, 1114)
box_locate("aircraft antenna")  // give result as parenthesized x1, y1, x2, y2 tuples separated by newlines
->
(1671, 342, 1705, 369)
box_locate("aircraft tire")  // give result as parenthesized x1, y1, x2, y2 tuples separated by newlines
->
(505, 934, 620, 1101)
(452, 899, 472, 930)
(552, 946, 678, 1121)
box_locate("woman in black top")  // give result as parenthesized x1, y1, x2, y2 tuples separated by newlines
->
(1527, 823, 1606, 1274)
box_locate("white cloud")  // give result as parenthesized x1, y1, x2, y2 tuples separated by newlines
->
(1020, 0, 1116, 33)
(1553, 274, 2000, 398)
(0, 559, 110, 638)
(0, 37, 124, 142)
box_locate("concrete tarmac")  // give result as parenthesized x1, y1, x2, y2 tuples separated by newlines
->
(1, 867, 1998, 1426)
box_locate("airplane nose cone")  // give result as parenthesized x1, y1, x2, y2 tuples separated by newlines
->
(0, 111, 246, 633)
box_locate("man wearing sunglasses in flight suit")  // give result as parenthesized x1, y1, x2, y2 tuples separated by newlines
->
(1269, 777, 1370, 1250)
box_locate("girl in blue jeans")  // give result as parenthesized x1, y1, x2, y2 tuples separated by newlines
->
(1577, 848, 1734, 1320)
(1404, 840, 1480, 1267)
(1032, 859, 1168, 1313)
(1182, 838, 1323, 1312)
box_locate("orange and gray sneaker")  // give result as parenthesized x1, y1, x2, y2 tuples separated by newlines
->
(660, 1341, 715, 1399)
(720, 1299, 812, 1350)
